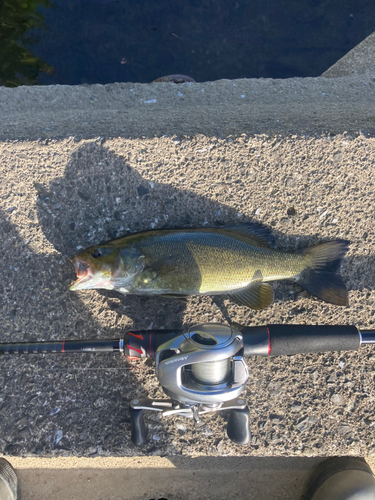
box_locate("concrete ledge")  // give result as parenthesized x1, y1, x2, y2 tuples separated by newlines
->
(4, 456, 325, 500)
(4, 456, 375, 499)
(0, 71, 374, 141)
(3, 457, 374, 500)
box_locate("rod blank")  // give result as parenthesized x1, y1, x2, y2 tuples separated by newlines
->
(360, 330, 375, 344)
(0, 339, 120, 355)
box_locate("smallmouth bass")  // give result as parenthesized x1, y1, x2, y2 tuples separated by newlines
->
(70, 223, 349, 310)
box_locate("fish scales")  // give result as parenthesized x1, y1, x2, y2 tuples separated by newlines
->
(174, 236, 301, 293)
(134, 231, 303, 294)
(70, 225, 349, 309)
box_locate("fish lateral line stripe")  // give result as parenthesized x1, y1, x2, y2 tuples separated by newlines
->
(267, 327, 271, 356)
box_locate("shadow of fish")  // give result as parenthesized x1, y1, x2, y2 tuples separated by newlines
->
(70, 223, 349, 310)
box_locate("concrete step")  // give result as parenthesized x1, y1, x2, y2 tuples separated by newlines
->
(8, 456, 325, 500)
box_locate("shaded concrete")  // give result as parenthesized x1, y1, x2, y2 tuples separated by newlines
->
(7, 456, 324, 500)
(4, 455, 375, 499)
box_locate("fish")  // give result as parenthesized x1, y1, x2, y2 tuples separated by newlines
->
(69, 223, 349, 310)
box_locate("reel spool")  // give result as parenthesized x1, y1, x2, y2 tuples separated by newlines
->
(130, 324, 251, 446)
(156, 323, 248, 403)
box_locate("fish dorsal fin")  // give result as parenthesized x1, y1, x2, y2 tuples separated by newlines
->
(230, 282, 274, 310)
(213, 223, 275, 248)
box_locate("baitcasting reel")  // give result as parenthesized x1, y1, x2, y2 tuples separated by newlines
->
(129, 323, 251, 446)
(1, 322, 374, 447)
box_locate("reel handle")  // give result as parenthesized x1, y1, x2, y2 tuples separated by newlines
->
(226, 407, 251, 445)
(129, 405, 148, 446)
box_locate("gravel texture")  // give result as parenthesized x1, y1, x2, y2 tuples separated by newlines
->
(1, 130, 374, 458)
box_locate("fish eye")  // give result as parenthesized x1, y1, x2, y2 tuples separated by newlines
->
(91, 249, 102, 258)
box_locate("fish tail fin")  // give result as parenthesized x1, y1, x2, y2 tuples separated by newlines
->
(296, 239, 349, 306)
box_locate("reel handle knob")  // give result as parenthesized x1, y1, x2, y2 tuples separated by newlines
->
(129, 405, 148, 446)
(227, 407, 251, 445)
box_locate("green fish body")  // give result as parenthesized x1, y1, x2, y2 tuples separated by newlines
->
(70, 224, 349, 310)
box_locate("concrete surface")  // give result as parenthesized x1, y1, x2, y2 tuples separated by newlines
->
(0, 27, 375, 500)
(3, 456, 325, 500)
(1, 71, 375, 141)
(2, 131, 375, 459)
(4, 455, 375, 499)
(322, 31, 375, 77)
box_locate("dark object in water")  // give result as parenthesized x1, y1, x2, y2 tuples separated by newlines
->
(153, 74, 196, 83)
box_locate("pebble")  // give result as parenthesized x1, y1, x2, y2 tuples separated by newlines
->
(216, 440, 226, 454)
(337, 423, 352, 436)
(296, 417, 317, 432)
(54, 430, 63, 444)
(331, 394, 344, 406)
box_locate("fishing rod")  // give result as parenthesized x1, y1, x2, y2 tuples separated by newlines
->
(1, 323, 374, 446)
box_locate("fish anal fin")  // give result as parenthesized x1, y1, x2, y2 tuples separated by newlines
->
(252, 269, 263, 280)
(230, 282, 274, 310)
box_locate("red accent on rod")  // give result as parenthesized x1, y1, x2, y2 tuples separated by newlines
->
(128, 332, 144, 340)
(127, 345, 143, 355)
(267, 327, 271, 356)
(62, 341, 65, 353)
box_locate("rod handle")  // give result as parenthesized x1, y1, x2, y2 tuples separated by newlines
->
(129, 406, 148, 446)
(268, 324, 360, 356)
(226, 407, 251, 445)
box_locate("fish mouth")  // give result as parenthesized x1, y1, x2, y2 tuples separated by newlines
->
(70, 271, 95, 291)
(69, 258, 113, 291)
(69, 259, 94, 290)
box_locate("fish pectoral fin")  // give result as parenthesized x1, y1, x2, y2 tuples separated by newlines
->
(230, 282, 274, 310)
(159, 294, 189, 302)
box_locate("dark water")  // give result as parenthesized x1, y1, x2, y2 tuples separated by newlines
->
(5, 0, 375, 86)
